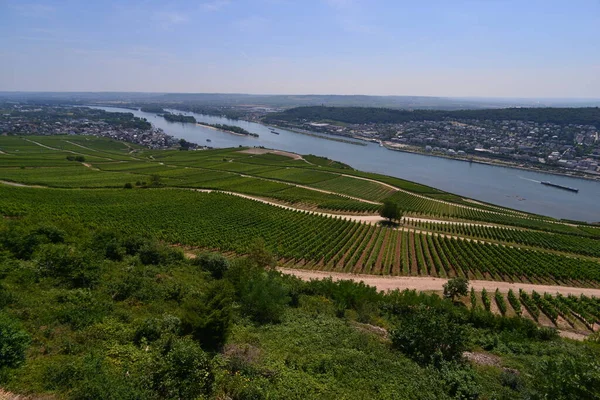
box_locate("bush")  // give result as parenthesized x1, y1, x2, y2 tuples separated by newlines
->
(134, 314, 181, 345)
(240, 271, 290, 324)
(436, 361, 481, 400)
(138, 242, 183, 266)
(54, 289, 112, 330)
(146, 337, 213, 399)
(43, 354, 142, 400)
(390, 305, 467, 367)
(529, 353, 600, 399)
(180, 280, 234, 351)
(35, 244, 101, 287)
(0, 312, 30, 370)
(193, 252, 230, 279)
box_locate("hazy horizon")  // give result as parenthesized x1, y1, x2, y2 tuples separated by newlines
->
(1, 0, 599, 97)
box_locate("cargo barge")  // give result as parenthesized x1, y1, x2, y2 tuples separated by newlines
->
(540, 181, 579, 193)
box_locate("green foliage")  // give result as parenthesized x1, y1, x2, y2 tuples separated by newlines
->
(481, 288, 492, 312)
(180, 280, 234, 351)
(145, 336, 214, 399)
(391, 305, 467, 367)
(0, 312, 30, 370)
(495, 289, 508, 316)
(162, 112, 196, 123)
(54, 288, 112, 330)
(529, 353, 600, 400)
(35, 244, 101, 287)
(138, 242, 183, 266)
(443, 276, 469, 302)
(380, 200, 401, 222)
(304, 278, 382, 320)
(436, 361, 481, 400)
(470, 287, 477, 309)
(266, 105, 600, 129)
(239, 270, 291, 324)
(193, 252, 230, 279)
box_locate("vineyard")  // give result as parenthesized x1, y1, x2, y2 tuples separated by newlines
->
(2, 185, 600, 286)
(405, 219, 600, 257)
(468, 289, 600, 333)
(2, 135, 600, 289)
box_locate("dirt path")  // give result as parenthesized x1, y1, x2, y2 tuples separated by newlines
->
(0, 180, 45, 188)
(238, 148, 304, 160)
(236, 173, 380, 205)
(23, 138, 60, 151)
(81, 162, 100, 171)
(404, 216, 519, 229)
(0, 150, 6, 155)
(279, 268, 600, 297)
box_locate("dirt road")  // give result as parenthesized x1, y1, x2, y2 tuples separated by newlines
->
(279, 268, 600, 297)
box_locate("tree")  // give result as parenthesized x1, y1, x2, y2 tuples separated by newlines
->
(380, 200, 402, 223)
(443, 277, 469, 302)
(246, 238, 276, 270)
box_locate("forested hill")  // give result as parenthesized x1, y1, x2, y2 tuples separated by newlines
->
(264, 106, 600, 127)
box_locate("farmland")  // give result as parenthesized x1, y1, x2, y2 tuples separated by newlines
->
(2, 135, 600, 289)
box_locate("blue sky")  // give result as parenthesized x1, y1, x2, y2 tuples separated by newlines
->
(1, 0, 599, 97)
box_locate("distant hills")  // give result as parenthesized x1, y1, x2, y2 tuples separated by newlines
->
(264, 106, 600, 128)
(1, 92, 600, 110)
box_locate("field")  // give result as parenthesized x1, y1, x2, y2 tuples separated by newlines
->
(2, 135, 600, 289)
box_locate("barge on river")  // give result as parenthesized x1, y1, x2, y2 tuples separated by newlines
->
(540, 181, 579, 193)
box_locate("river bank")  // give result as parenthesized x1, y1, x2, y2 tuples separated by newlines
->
(381, 142, 600, 183)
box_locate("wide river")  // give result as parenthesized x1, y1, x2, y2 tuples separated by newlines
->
(94, 106, 600, 222)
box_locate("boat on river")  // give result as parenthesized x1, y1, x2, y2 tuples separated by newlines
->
(540, 181, 579, 193)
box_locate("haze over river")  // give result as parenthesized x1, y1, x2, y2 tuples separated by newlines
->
(94, 106, 600, 222)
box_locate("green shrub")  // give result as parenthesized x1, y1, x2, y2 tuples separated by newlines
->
(193, 252, 230, 279)
(35, 244, 101, 287)
(54, 289, 112, 330)
(180, 280, 234, 351)
(390, 305, 467, 367)
(240, 271, 290, 324)
(134, 314, 181, 345)
(0, 312, 30, 370)
(146, 337, 213, 399)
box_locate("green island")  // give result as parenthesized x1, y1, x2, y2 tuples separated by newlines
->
(0, 135, 599, 399)
(162, 113, 197, 124)
(197, 122, 259, 137)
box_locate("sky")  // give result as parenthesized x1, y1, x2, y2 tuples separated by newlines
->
(0, 0, 599, 98)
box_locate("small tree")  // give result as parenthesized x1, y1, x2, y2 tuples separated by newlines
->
(380, 200, 402, 224)
(443, 276, 469, 302)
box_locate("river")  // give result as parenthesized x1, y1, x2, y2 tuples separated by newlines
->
(92, 106, 600, 222)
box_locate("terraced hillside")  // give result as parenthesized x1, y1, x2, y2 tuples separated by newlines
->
(2, 135, 600, 290)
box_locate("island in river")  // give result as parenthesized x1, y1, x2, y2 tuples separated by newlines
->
(163, 112, 197, 123)
(197, 122, 259, 137)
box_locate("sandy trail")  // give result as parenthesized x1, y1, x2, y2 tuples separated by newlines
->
(238, 148, 304, 160)
(0, 180, 45, 188)
(81, 162, 100, 171)
(280, 268, 600, 297)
